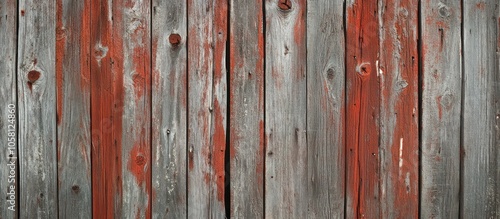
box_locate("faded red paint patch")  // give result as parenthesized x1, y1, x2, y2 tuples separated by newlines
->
(21, 10, 25, 16)
(212, 100, 226, 202)
(293, 4, 305, 46)
(476, 2, 485, 10)
(128, 143, 148, 185)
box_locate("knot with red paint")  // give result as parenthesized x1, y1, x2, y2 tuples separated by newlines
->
(135, 155, 146, 166)
(278, 0, 292, 11)
(169, 33, 181, 46)
(28, 70, 41, 82)
(356, 62, 371, 79)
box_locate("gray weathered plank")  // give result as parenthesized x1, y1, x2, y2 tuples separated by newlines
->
(306, 0, 345, 218)
(0, 0, 18, 218)
(56, 0, 92, 218)
(265, 0, 307, 218)
(462, 1, 500, 217)
(420, 0, 462, 218)
(151, 0, 187, 218)
(152, 0, 187, 218)
(119, 0, 152, 217)
(229, 0, 265, 217)
(17, 0, 58, 217)
(187, 0, 227, 218)
(378, 0, 419, 217)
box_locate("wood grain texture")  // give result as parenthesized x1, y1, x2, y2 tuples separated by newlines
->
(0, 0, 18, 218)
(17, 0, 58, 217)
(264, 0, 307, 218)
(120, 0, 152, 218)
(187, 0, 227, 218)
(306, 0, 345, 218)
(91, 0, 152, 217)
(56, 0, 92, 218)
(90, 0, 124, 217)
(345, 0, 380, 218)
(229, 0, 265, 217)
(378, 0, 419, 218)
(420, 0, 462, 218)
(152, 0, 187, 218)
(462, 0, 500, 217)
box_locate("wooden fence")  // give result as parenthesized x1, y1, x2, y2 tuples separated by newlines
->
(0, 0, 499, 218)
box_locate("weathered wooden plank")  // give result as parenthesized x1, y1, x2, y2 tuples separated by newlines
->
(187, 0, 227, 218)
(0, 0, 18, 218)
(56, 0, 92, 217)
(378, 0, 419, 218)
(151, 0, 187, 218)
(229, 0, 264, 217)
(17, 0, 58, 217)
(91, 0, 152, 217)
(90, 0, 123, 217)
(264, 0, 307, 218)
(119, 0, 152, 218)
(420, 0, 462, 218)
(345, 0, 380, 218)
(306, 0, 345, 218)
(462, 1, 500, 217)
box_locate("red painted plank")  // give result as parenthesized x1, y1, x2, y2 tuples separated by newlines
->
(379, 0, 419, 218)
(90, 0, 124, 217)
(345, 0, 380, 218)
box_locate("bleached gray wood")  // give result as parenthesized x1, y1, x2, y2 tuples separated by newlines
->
(187, 0, 227, 218)
(17, 0, 58, 218)
(306, 0, 345, 218)
(229, 0, 264, 217)
(265, 0, 307, 218)
(119, 0, 152, 218)
(0, 0, 18, 218)
(57, 0, 91, 218)
(462, 1, 500, 217)
(420, 0, 462, 218)
(152, 0, 187, 217)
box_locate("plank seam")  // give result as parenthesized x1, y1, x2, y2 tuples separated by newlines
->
(459, 0, 465, 217)
(225, 0, 231, 217)
(15, 0, 20, 217)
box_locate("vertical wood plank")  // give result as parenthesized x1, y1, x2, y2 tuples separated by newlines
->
(378, 0, 419, 218)
(229, 0, 265, 217)
(264, 0, 307, 218)
(462, 1, 500, 217)
(120, 0, 152, 218)
(56, 0, 92, 217)
(187, 0, 227, 218)
(0, 0, 18, 218)
(90, 0, 123, 216)
(91, 0, 152, 217)
(306, 0, 345, 218)
(345, 0, 380, 218)
(420, 0, 462, 218)
(151, 0, 187, 218)
(17, 0, 58, 217)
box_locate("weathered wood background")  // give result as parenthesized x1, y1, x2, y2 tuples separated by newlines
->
(0, 0, 499, 218)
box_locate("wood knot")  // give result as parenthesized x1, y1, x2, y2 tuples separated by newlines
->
(71, 185, 80, 194)
(438, 3, 450, 18)
(21, 10, 25, 16)
(326, 68, 335, 80)
(357, 63, 371, 78)
(28, 70, 41, 82)
(135, 155, 146, 166)
(169, 33, 181, 46)
(278, 0, 292, 11)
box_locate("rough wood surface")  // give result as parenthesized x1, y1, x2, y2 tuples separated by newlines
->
(462, 0, 500, 217)
(264, 0, 307, 218)
(345, 0, 380, 218)
(151, 0, 187, 218)
(56, 0, 92, 218)
(17, 0, 58, 217)
(119, 0, 152, 218)
(378, 0, 419, 218)
(306, 0, 345, 218)
(90, 0, 123, 217)
(0, 0, 18, 218)
(229, 0, 265, 217)
(420, 0, 462, 218)
(187, 0, 227, 218)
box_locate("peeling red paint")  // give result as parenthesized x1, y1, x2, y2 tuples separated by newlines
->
(56, 0, 64, 125)
(212, 100, 226, 202)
